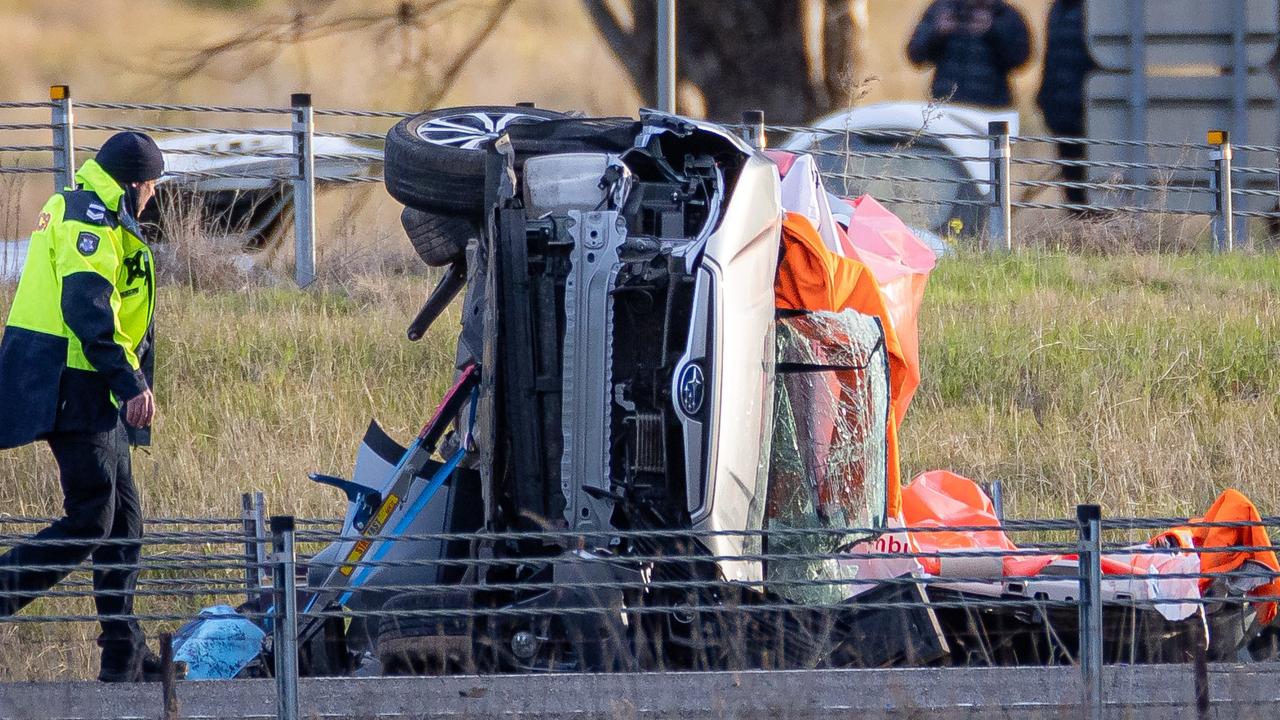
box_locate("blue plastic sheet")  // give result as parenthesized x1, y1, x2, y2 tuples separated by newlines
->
(171, 604, 266, 680)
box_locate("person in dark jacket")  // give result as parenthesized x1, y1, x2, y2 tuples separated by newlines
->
(1037, 0, 1098, 208)
(908, 0, 1032, 108)
(0, 132, 162, 682)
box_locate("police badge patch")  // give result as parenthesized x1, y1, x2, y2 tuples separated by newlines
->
(76, 231, 100, 256)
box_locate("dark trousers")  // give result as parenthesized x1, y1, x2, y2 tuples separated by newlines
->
(0, 421, 144, 663)
(1056, 140, 1089, 207)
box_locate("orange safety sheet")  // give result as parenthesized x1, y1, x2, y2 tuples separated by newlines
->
(837, 195, 937, 421)
(900, 470, 1280, 624)
(1152, 489, 1280, 624)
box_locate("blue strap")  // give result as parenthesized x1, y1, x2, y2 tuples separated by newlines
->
(337, 446, 467, 606)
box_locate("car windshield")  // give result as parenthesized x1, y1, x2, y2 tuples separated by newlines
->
(765, 310, 890, 604)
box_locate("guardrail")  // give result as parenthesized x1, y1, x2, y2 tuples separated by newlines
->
(3, 88, 1279, 287)
(3, 497, 1279, 720)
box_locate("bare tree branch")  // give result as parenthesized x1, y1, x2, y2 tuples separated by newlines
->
(138, 0, 496, 102)
(133, 0, 859, 123)
(418, 0, 517, 109)
(581, 0, 642, 59)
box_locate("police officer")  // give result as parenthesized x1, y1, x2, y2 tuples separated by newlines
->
(0, 132, 162, 682)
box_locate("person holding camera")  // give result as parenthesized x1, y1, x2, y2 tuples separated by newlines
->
(908, 0, 1031, 109)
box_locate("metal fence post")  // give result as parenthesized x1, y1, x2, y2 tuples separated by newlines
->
(271, 516, 300, 720)
(989, 480, 1004, 521)
(159, 632, 179, 720)
(739, 110, 765, 151)
(987, 120, 1012, 253)
(656, 0, 677, 113)
(291, 93, 317, 287)
(1208, 130, 1234, 253)
(1077, 504, 1103, 720)
(50, 85, 75, 192)
(242, 492, 269, 607)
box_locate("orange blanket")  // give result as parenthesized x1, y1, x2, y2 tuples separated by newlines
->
(901, 471, 1280, 624)
(1152, 489, 1280, 624)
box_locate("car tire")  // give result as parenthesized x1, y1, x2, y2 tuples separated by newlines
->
(376, 590, 475, 675)
(384, 105, 565, 215)
(400, 207, 476, 267)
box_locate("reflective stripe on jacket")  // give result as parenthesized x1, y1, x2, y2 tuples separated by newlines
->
(0, 159, 155, 448)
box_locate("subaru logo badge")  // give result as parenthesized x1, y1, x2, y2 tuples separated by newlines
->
(678, 363, 705, 416)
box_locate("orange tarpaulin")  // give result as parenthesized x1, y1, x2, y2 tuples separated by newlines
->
(901, 471, 1280, 624)
(900, 469, 1056, 577)
(1152, 489, 1280, 624)
(774, 212, 910, 516)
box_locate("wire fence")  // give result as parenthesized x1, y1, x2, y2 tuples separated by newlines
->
(0, 90, 389, 286)
(3, 89, 1280, 719)
(2, 498, 1279, 719)
(3, 89, 1279, 289)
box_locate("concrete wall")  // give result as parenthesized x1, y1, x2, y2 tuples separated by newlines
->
(4, 663, 1279, 720)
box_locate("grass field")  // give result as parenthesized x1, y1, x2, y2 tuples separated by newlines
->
(0, 250, 1275, 522)
(0, 249, 1277, 679)
(902, 252, 1280, 519)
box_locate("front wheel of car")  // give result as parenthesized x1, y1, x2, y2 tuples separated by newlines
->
(384, 105, 565, 215)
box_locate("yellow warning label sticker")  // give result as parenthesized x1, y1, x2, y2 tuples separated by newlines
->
(372, 496, 399, 529)
(336, 494, 401, 577)
(339, 538, 373, 576)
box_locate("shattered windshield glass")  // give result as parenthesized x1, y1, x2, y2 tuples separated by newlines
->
(766, 309, 890, 604)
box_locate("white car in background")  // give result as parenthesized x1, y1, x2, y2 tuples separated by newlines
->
(150, 134, 382, 247)
(781, 102, 1019, 238)
(1, 135, 383, 281)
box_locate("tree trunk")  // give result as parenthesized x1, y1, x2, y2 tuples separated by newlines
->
(677, 1, 817, 123)
(585, 0, 859, 124)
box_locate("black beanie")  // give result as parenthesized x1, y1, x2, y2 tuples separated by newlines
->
(95, 131, 165, 184)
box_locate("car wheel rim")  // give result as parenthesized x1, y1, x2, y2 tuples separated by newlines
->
(414, 111, 547, 150)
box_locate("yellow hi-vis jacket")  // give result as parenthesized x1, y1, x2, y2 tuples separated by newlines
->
(0, 159, 155, 448)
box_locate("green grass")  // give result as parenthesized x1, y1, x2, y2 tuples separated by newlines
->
(901, 252, 1280, 520)
(1, 251, 1273, 523)
(0, 276, 456, 522)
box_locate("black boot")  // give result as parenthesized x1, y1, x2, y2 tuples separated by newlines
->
(98, 642, 143, 683)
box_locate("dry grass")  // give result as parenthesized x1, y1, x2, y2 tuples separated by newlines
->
(0, 196, 451, 680)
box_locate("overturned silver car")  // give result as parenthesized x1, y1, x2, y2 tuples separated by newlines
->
(173, 106, 1275, 680)
(168, 107, 906, 677)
